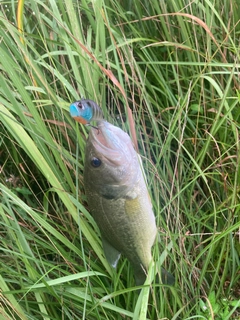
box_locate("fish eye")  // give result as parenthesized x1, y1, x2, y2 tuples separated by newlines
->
(77, 102, 83, 109)
(91, 157, 101, 167)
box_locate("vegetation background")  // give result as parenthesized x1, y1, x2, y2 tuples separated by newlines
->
(0, 0, 239, 319)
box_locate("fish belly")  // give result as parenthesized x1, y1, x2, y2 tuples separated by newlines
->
(85, 180, 157, 284)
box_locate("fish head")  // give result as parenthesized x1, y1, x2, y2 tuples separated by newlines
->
(84, 121, 140, 199)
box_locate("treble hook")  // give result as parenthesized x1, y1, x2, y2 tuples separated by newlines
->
(86, 123, 100, 134)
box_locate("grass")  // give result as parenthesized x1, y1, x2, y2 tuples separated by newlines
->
(0, 0, 239, 319)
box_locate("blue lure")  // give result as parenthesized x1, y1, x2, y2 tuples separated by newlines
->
(69, 99, 103, 124)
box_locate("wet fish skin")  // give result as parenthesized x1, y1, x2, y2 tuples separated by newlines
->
(70, 100, 173, 285)
(84, 120, 157, 285)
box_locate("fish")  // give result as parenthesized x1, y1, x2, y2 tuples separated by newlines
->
(70, 99, 174, 285)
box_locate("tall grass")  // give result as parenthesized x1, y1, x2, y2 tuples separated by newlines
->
(0, 0, 239, 319)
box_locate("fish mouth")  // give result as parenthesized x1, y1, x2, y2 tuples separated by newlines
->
(89, 121, 132, 166)
(87, 120, 140, 191)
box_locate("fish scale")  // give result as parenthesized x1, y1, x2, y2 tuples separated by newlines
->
(85, 179, 157, 284)
(70, 99, 174, 286)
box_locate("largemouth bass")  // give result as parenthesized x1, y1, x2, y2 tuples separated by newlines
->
(70, 99, 173, 285)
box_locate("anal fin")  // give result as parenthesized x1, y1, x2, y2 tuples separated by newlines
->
(102, 237, 121, 268)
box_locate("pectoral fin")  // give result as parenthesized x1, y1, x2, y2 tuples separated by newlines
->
(102, 237, 121, 268)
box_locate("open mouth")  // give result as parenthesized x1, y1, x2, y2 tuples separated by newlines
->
(89, 123, 125, 166)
